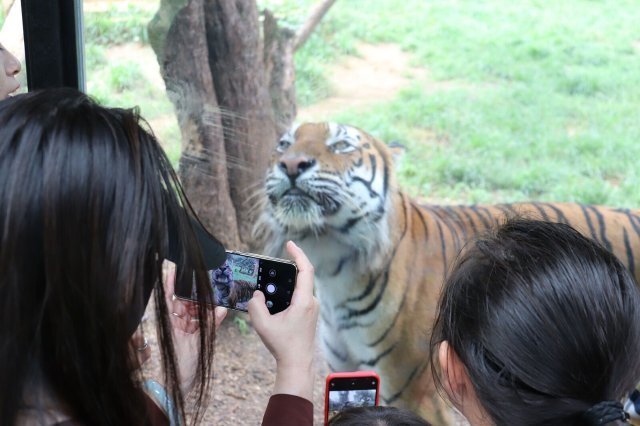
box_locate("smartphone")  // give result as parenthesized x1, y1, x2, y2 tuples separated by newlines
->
(174, 250, 297, 314)
(324, 371, 380, 425)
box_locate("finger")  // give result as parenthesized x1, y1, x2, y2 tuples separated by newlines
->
(248, 290, 271, 327)
(163, 260, 177, 295)
(170, 309, 200, 334)
(128, 333, 151, 370)
(170, 292, 201, 320)
(171, 300, 190, 318)
(285, 241, 315, 305)
(214, 307, 228, 330)
(135, 343, 152, 367)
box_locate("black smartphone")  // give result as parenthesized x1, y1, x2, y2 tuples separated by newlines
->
(325, 371, 381, 425)
(174, 250, 297, 314)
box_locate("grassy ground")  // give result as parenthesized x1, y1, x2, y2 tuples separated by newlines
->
(263, 0, 640, 207)
(83, 0, 640, 207)
(83, 5, 182, 163)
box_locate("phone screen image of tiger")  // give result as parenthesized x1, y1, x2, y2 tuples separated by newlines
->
(327, 376, 379, 422)
(210, 253, 259, 311)
(206, 251, 297, 314)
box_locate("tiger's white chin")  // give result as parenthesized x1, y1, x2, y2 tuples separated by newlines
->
(272, 198, 325, 233)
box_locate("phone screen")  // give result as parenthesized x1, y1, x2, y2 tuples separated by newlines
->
(327, 376, 379, 422)
(175, 251, 297, 314)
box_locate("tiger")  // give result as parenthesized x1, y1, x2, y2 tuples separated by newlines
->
(252, 122, 640, 425)
(228, 279, 256, 310)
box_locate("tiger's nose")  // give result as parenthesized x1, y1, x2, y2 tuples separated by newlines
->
(278, 156, 316, 179)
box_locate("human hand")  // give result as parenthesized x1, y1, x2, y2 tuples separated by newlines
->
(164, 262, 227, 395)
(128, 327, 151, 371)
(248, 241, 319, 401)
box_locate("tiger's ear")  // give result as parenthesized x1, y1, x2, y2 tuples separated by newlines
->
(387, 140, 406, 164)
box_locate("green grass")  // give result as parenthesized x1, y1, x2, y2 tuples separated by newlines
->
(85, 4, 153, 45)
(259, 0, 357, 106)
(84, 6, 180, 166)
(263, 0, 640, 207)
(83, 0, 640, 208)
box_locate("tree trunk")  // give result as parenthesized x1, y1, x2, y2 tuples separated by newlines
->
(149, 0, 242, 249)
(263, 9, 297, 136)
(149, 0, 336, 248)
(203, 0, 277, 244)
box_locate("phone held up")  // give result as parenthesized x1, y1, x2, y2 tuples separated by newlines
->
(173, 250, 298, 315)
(324, 371, 380, 425)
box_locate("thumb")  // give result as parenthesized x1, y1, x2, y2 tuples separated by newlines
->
(248, 290, 270, 329)
(214, 306, 227, 330)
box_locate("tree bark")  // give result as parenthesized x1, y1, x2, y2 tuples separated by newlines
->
(203, 0, 277, 244)
(148, 0, 335, 248)
(263, 9, 297, 135)
(149, 0, 242, 249)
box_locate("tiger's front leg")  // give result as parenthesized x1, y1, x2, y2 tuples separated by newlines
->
(319, 317, 360, 372)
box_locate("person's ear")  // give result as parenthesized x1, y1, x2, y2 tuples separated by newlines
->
(438, 341, 470, 404)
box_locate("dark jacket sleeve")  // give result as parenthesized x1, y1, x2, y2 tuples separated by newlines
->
(54, 393, 168, 426)
(144, 392, 170, 426)
(262, 394, 314, 426)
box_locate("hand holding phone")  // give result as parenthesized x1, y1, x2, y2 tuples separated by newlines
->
(325, 371, 381, 425)
(248, 241, 319, 402)
(174, 250, 297, 314)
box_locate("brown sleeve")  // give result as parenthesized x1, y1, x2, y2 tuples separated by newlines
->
(262, 394, 314, 426)
(144, 392, 170, 426)
(53, 394, 168, 426)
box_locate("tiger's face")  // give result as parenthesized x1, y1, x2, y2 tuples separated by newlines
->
(264, 122, 395, 236)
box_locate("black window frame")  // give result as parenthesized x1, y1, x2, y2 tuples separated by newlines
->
(21, 0, 85, 92)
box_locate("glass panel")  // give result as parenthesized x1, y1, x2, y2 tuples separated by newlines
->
(0, 0, 26, 96)
(83, 0, 180, 166)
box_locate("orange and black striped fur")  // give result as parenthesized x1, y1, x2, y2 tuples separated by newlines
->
(253, 122, 640, 425)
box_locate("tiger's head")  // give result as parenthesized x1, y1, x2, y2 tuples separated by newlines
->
(254, 122, 402, 259)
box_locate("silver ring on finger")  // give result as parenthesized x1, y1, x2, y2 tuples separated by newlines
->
(136, 338, 149, 352)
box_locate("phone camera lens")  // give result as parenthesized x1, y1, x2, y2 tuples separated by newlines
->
(266, 283, 277, 294)
(268, 269, 277, 277)
(266, 300, 274, 309)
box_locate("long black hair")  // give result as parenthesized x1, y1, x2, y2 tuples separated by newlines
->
(0, 88, 216, 424)
(430, 218, 640, 425)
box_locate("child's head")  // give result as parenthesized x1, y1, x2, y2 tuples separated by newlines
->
(328, 406, 431, 425)
(431, 219, 640, 425)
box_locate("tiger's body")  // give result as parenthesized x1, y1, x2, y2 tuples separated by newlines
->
(253, 122, 640, 424)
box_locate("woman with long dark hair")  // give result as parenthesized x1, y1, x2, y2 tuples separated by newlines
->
(430, 219, 640, 426)
(0, 88, 319, 425)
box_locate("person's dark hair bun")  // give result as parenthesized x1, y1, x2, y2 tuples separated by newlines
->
(581, 401, 630, 426)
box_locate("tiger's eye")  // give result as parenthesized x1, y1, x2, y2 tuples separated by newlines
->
(332, 140, 353, 153)
(276, 140, 291, 153)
